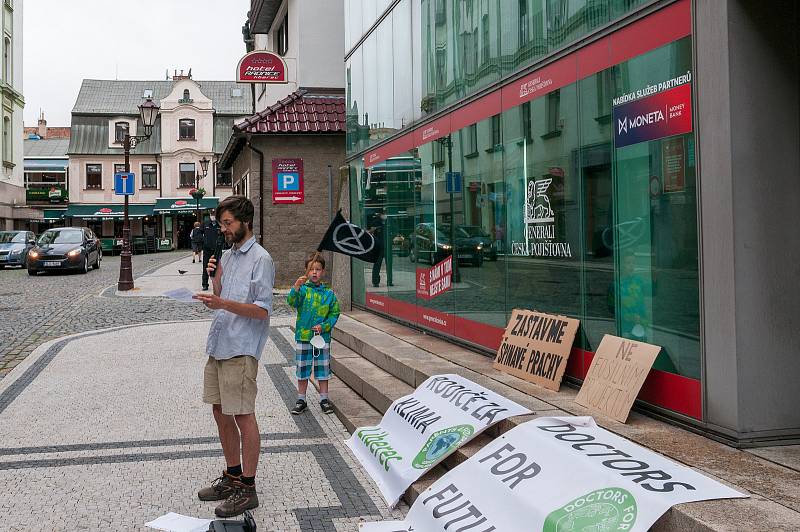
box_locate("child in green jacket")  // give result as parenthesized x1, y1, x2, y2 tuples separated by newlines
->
(287, 252, 340, 415)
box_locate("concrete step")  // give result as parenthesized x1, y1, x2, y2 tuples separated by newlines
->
(329, 338, 500, 506)
(331, 311, 800, 531)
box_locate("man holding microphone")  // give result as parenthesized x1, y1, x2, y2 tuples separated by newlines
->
(193, 196, 274, 518)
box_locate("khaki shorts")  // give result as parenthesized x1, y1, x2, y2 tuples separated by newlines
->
(203, 356, 259, 415)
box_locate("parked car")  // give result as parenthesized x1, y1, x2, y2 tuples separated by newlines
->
(445, 224, 498, 261)
(0, 230, 36, 269)
(409, 222, 483, 266)
(28, 227, 102, 275)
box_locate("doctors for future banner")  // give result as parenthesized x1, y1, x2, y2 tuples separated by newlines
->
(361, 417, 746, 532)
(346, 374, 531, 507)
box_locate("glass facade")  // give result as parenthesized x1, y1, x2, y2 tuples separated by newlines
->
(347, 0, 653, 156)
(347, 1, 700, 417)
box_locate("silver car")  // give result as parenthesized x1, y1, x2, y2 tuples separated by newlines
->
(0, 231, 36, 269)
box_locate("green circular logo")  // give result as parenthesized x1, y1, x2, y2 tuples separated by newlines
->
(543, 488, 637, 532)
(412, 424, 474, 469)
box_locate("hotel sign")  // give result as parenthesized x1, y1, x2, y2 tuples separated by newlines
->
(236, 51, 287, 83)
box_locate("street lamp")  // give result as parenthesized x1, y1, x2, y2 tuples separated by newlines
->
(192, 156, 211, 222)
(437, 134, 460, 283)
(117, 97, 160, 291)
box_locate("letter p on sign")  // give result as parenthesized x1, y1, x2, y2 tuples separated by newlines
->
(278, 172, 299, 191)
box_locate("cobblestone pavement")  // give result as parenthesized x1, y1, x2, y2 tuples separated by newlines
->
(0, 252, 293, 379)
(0, 253, 405, 530)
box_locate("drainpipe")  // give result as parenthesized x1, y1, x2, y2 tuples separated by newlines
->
(246, 138, 265, 247)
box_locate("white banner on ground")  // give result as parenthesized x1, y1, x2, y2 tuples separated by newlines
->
(346, 374, 531, 507)
(361, 416, 747, 531)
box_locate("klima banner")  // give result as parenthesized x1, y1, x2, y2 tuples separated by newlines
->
(346, 374, 531, 508)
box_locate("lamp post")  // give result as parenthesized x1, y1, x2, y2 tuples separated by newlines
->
(192, 156, 210, 222)
(437, 134, 460, 283)
(117, 98, 160, 291)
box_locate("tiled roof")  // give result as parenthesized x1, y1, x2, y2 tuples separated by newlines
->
(23, 138, 71, 158)
(72, 80, 252, 116)
(234, 90, 346, 134)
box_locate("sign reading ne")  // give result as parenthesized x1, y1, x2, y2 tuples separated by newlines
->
(272, 158, 304, 204)
(494, 309, 579, 391)
(362, 417, 746, 532)
(575, 335, 661, 423)
(345, 374, 531, 508)
(416, 255, 452, 300)
(236, 51, 287, 83)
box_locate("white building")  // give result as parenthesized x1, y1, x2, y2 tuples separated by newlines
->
(244, 0, 344, 112)
(65, 72, 251, 251)
(0, 0, 34, 229)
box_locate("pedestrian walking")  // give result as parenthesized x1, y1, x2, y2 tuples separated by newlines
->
(287, 252, 341, 415)
(190, 221, 203, 264)
(201, 214, 222, 290)
(193, 196, 275, 518)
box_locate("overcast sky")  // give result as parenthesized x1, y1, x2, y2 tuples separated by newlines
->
(23, 0, 250, 126)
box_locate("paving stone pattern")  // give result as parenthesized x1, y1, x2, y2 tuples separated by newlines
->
(0, 252, 292, 380)
(0, 320, 404, 530)
(0, 253, 404, 530)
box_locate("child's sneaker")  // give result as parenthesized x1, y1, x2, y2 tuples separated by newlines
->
(291, 399, 307, 415)
(320, 399, 335, 414)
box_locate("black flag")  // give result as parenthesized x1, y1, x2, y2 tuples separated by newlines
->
(318, 210, 381, 263)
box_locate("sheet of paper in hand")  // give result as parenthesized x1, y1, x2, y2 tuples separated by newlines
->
(162, 288, 202, 304)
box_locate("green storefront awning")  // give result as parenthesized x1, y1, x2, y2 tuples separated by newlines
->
(42, 209, 68, 221)
(64, 203, 155, 219)
(153, 197, 219, 214)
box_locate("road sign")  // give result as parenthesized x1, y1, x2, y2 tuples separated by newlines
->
(272, 158, 304, 204)
(446, 171, 462, 193)
(114, 172, 135, 196)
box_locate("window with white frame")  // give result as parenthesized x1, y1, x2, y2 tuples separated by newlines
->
(179, 163, 196, 187)
(179, 119, 195, 140)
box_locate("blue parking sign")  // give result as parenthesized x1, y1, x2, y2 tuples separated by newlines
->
(276, 172, 300, 191)
(114, 172, 135, 195)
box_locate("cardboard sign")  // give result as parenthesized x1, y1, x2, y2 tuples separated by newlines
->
(575, 335, 661, 423)
(493, 309, 579, 391)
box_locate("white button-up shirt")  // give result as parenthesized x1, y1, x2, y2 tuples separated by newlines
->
(205, 236, 274, 361)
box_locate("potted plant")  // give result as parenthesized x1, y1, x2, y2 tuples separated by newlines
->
(189, 187, 206, 200)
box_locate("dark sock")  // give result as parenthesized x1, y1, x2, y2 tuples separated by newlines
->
(227, 464, 242, 477)
(240, 475, 255, 486)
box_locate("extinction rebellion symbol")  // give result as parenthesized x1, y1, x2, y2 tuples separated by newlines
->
(332, 222, 375, 256)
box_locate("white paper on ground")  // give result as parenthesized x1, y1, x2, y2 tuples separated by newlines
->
(145, 512, 213, 532)
(162, 288, 202, 304)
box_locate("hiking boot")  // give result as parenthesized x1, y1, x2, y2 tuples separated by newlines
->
(198, 471, 240, 501)
(320, 399, 335, 414)
(215, 481, 259, 517)
(291, 399, 307, 415)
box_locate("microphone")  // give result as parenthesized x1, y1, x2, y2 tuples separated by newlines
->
(209, 233, 225, 278)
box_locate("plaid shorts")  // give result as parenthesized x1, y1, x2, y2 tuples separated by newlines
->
(295, 341, 331, 381)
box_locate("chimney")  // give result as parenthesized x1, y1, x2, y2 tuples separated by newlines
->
(37, 110, 47, 138)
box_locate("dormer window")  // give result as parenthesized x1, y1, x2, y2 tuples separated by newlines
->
(143, 89, 153, 98)
(183, 89, 190, 100)
(179, 118, 195, 140)
(114, 121, 129, 143)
